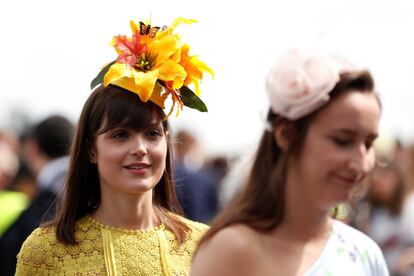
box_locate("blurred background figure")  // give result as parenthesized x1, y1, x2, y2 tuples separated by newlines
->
(0, 137, 19, 191)
(203, 155, 230, 211)
(173, 129, 221, 223)
(0, 114, 74, 276)
(0, 137, 24, 236)
(352, 147, 414, 275)
(218, 150, 254, 209)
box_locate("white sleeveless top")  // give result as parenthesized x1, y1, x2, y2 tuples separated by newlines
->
(305, 220, 389, 276)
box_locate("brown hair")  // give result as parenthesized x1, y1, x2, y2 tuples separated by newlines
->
(367, 162, 406, 216)
(199, 70, 377, 245)
(53, 85, 189, 245)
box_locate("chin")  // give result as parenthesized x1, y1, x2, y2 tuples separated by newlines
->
(326, 191, 351, 207)
(121, 182, 155, 194)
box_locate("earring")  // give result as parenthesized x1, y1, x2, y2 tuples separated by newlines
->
(89, 152, 97, 164)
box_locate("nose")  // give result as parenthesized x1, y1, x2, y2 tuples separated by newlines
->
(348, 145, 375, 175)
(129, 134, 147, 156)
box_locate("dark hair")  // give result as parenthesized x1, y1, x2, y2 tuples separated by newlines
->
(25, 115, 74, 158)
(53, 85, 189, 245)
(199, 70, 378, 245)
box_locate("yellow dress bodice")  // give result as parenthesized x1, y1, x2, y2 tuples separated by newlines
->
(15, 216, 208, 275)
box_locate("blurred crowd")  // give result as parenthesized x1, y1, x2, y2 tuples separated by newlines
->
(1, 113, 414, 275)
(350, 140, 414, 275)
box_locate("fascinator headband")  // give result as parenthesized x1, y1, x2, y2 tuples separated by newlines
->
(266, 49, 352, 120)
(91, 18, 213, 117)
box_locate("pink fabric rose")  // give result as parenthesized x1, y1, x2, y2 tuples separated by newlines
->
(266, 49, 351, 120)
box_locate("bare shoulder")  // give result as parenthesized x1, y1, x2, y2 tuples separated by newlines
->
(191, 224, 260, 276)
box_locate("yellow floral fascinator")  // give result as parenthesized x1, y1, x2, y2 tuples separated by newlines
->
(91, 17, 213, 117)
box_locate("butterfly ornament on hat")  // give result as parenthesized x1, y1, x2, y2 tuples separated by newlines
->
(91, 17, 214, 118)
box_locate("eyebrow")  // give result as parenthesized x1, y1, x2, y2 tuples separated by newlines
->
(333, 128, 378, 139)
(147, 122, 163, 128)
(105, 122, 162, 132)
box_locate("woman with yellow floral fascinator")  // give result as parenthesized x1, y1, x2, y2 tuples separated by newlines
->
(16, 17, 212, 276)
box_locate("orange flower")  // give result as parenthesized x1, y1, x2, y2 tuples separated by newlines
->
(179, 44, 214, 96)
(104, 28, 185, 102)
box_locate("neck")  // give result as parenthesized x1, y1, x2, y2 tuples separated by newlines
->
(278, 205, 332, 242)
(276, 169, 332, 242)
(93, 190, 159, 230)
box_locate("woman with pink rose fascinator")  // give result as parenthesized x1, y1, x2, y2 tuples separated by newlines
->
(191, 49, 389, 275)
(15, 17, 212, 276)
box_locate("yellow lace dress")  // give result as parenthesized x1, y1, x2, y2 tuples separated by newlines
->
(15, 216, 208, 275)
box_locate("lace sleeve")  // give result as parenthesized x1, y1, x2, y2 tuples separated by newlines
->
(15, 227, 56, 275)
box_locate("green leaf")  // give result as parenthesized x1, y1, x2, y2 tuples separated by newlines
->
(180, 86, 208, 112)
(90, 61, 116, 90)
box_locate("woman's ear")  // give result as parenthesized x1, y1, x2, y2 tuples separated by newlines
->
(89, 147, 97, 164)
(86, 139, 97, 164)
(274, 123, 291, 151)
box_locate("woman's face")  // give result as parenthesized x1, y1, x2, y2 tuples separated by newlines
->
(92, 119, 168, 196)
(289, 91, 381, 209)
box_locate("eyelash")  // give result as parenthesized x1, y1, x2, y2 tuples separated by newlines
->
(365, 139, 375, 150)
(146, 129, 162, 138)
(109, 128, 163, 141)
(111, 130, 129, 139)
(333, 138, 352, 147)
(333, 138, 375, 150)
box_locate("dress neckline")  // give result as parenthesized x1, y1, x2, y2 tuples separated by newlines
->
(86, 215, 165, 234)
(304, 219, 338, 275)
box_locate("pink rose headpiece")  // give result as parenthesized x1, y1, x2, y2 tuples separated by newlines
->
(265, 49, 352, 120)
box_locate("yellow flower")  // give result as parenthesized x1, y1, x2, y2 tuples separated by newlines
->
(104, 63, 160, 101)
(104, 21, 186, 102)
